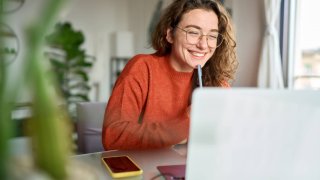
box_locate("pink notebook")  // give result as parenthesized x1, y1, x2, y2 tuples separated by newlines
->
(157, 164, 185, 180)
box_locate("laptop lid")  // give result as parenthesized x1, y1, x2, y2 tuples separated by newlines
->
(186, 88, 320, 180)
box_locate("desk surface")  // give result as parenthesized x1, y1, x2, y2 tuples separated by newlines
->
(72, 144, 187, 180)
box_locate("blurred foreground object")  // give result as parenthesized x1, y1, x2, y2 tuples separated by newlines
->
(0, 0, 96, 179)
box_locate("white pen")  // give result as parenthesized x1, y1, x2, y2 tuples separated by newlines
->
(197, 64, 203, 88)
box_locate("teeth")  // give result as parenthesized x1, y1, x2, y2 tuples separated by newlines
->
(190, 52, 205, 57)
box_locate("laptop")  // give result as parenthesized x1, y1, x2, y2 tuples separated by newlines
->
(186, 88, 320, 180)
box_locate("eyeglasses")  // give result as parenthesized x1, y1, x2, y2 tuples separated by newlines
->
(176, 26, 224, 48)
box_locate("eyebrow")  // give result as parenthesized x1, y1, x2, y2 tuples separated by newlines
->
(184, 25, 219, 32)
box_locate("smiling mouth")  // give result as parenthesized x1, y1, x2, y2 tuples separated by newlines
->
(189, 51, 206, 58)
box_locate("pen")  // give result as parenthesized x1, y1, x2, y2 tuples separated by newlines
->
(197, 64, 203, 88)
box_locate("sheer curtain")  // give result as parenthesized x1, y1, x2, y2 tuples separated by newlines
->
(258, 0, 284, 89)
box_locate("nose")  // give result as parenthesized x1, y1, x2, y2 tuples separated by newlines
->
(196, 35, 209, 49)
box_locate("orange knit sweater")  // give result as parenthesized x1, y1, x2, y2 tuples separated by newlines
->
(102, 54, 228, 150)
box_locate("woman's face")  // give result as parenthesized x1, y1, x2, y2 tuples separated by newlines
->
(166, 9, 219, 72)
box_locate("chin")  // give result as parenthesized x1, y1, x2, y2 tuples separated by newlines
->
(190, 60, 206, 68)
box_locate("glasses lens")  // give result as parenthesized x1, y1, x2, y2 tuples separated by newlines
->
(207, 33, 224, 48)
(185, 28, 224, 48)
(186, 29, 201, 44)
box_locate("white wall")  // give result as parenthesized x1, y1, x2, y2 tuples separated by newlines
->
(127, 0, 172, 54)
(232, 0, 265, 87)
(127, 0, 156, 54)
(60, 0, 130, 102)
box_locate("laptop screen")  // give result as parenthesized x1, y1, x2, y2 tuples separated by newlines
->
(186, 88, 320, 180)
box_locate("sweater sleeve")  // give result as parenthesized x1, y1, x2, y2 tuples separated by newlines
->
(102, 58, 189, 150)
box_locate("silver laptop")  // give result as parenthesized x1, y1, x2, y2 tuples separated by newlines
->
(186, 88, 320, 180)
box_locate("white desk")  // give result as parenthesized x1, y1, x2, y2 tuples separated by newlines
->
(72, 144, 187, 180)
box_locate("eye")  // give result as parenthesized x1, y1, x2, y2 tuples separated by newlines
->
(187, 30, 200, 37)
(208, 34, 218, 40)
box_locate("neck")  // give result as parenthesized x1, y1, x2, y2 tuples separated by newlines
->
(168, 54, 193, 72)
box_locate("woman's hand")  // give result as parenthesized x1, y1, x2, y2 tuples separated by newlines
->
(178, 138, 188, 144)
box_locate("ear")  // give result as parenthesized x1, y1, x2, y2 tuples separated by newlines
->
(166, 28, 173, 44)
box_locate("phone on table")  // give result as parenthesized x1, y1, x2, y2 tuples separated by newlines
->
(101, 155, 143, 178)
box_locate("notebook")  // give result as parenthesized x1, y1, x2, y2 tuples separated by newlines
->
(186, 88, 320, 180)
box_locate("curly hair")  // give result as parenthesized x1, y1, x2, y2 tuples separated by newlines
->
(151, 0, 238, 87)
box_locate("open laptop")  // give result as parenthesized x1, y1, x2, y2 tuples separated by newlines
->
(186, 88, 320, 180)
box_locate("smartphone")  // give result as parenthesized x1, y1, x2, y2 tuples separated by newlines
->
(101, 155, 143, 178)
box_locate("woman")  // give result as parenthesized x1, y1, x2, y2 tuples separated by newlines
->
(102, 0, 237, 150)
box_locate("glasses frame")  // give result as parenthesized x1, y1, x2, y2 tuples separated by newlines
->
(176, 26, 224, 48)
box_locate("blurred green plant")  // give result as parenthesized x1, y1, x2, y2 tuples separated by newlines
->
(45, 22, 94, 119)
(0, 1, 14, 179)
(0, 0, 72, 179)
(0, 38, 14, 179)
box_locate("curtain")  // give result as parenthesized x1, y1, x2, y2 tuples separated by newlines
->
(258, 0, 284, 89)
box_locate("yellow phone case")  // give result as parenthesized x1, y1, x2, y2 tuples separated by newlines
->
(101, 155, 143, 178)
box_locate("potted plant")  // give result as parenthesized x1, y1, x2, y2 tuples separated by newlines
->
(45, 22, 94, 119)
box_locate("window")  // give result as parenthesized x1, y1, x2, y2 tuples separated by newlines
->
(285, 0, 320, 90)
